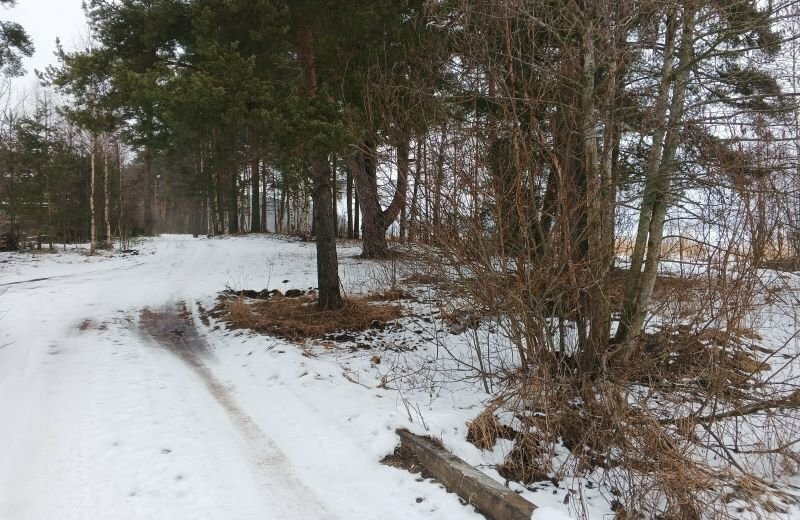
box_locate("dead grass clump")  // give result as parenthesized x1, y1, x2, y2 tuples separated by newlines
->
(605, 268, 705, 311)
(403, 272, 441, 285)
(497, 432, 551, 484)
(365, 287, 415, 302)
(620, 326, 772, 391)
(762, 257, 800, 272)
(466, 407, 517, 450)
(215, 293, 404, 340)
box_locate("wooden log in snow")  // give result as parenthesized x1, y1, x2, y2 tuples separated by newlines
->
(396, 429, 536, 520)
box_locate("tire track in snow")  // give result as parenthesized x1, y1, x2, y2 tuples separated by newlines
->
(0, 262, 146, 288)
(139, 301, 337, 519)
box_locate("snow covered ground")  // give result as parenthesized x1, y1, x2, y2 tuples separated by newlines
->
(0, 235, 595, 520)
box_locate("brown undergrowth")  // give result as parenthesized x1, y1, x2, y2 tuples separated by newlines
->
(458, 322, 794, 518)
(621, 326, 772, 391)
(212, 291, 405, 341)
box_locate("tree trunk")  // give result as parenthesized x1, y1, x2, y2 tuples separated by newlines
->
(616, 8, 694, 342)
(352, 138, 388, 258)
(279, 187, 287, 233)
(351, 135, 409, 257)
(311, 196, 317, 237)
(229, 168, 239, 233)
(261, 161, 268, 232)
(353, 187, 360, 239)
(296, 16, 342, 310)
(575, 16, 627, 375)
(630, 15, 695, 334)
(215, 169, 224, 233)
(250, 126, 261, 232)
(103, 138, 112, 249)
(346, 165, 354, 238)
(332, 155, 338, 236)
(400, 197, 407, 242)
(312, 157, 342, 309)
(201, 151, 214, 237)
(409, 137, 422, 242)
(575, 17, 607, 373)
(117, 140, 124, 244)
(432, 132, 446, 237)
(384, 136, 409, 232)
(143, 146, 154, 235)
(614, 11, 678, 342)
(90, 136, 97, 254)
(273, 168, 280, 233)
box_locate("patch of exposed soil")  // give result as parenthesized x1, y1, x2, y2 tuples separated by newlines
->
(140, 301, 212, 360)
(381, 444, 435, 480)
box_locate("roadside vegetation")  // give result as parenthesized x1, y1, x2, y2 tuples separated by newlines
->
(3, 0, 800, 517)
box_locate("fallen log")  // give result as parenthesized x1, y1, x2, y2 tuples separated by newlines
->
(396, 428, 536, 520)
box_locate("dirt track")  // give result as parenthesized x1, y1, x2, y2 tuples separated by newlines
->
(139, 302, 337, 520)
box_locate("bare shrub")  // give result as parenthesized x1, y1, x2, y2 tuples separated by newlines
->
(394, 0, 800, 515)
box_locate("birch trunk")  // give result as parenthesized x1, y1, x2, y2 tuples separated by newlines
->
(615, 10, 679, 342)
(617, 8, 695, 342)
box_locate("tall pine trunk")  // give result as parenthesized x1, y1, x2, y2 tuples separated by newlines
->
(103, 138, 112, 249)
(296, 17, 342, 310)
(90, 135, 97, 254)
(143, 146, 154, 235)
(346, 165, 353, 238)
(250, 126, 261, 232)
(116, 141, 124, 244)
(353, 188, 360, 239)
(331, 156, 338, 236)
(261, 162, 268, 232)
(229, 168, 239, 233)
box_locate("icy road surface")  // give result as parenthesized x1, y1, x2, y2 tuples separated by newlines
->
(0, 235, 483, 520)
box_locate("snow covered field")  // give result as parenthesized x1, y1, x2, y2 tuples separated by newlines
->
(0, 235, 591, 520)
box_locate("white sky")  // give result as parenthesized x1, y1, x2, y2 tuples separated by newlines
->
(3, 0, 87, 104)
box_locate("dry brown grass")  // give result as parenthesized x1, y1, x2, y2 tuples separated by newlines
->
(497, 432, 551, 484)
(762, 257, 800, 272)
(604, 268, 705, 312)
(615, 326, 772, 392)
(466, 406, 517, 450)
(214, 293, 404, 341)
(364, 287, 416, 302)
(402, 272, 441, 285)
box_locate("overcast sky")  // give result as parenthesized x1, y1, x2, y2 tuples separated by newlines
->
(4, 0, 87, 102)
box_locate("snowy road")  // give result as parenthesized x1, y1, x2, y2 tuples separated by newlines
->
(0, 236, 482, 520)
